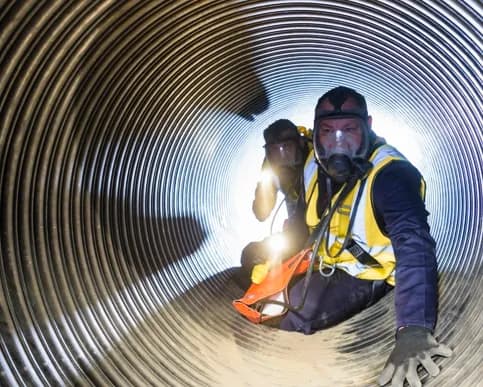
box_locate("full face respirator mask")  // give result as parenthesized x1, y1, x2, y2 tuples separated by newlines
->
(262, 120, 308, 198)
(265, 138, 304, 198)
(264, 123, 306, 179)
(265, 140, 303, 170)
(313, 88, 374, 183)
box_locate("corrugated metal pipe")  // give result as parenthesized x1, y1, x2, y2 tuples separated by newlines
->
(0, 2, 481, 386)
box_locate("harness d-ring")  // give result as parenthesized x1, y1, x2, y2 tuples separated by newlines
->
(319, 262, 335, 277)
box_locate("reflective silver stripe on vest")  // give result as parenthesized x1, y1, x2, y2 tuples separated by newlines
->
(335, 261, 395, 279)
(370, 144, 406, 166)
(304, 154, 317, 196)
(334, 261, 368, 277)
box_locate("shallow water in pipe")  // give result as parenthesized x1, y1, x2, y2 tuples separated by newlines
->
(0, 2, 481, 386)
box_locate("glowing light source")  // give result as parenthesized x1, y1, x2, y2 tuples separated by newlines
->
(259, 168, 275, 185)
(267, 232, 287, 256)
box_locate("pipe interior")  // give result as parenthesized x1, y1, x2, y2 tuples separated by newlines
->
(0, 2, 481, 386)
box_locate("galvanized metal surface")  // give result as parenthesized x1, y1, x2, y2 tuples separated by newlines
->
(0, 1, 481, 386)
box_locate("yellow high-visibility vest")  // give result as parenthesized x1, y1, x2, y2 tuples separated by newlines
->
(304, 144, 426, 285)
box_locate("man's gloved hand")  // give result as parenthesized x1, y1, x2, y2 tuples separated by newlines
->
(251, 263, 271, 284)
(378, 326, 453, 387)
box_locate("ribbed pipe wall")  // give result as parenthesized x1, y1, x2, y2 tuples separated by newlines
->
(0, 1, 481, 386)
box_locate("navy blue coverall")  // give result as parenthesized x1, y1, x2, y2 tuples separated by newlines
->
(279, 160, 438, 334)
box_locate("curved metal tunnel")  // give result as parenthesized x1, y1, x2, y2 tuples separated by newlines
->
(0, 2, 481, 386)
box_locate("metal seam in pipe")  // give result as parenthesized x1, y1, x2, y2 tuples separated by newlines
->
(0, 1, 481, 386)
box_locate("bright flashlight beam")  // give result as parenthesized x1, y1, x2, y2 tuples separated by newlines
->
(260, 169, 274, 184)
(267, 233, 287, 256)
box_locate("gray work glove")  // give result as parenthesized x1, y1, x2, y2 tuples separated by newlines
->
(378, 326, 453, 387)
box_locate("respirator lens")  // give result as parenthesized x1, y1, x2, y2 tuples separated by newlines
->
(265, 140, 301, 168)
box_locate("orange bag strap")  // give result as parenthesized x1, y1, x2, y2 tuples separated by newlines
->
(232, 248, 312, 323)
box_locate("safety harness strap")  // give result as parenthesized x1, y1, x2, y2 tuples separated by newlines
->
(345, 238, 382, 267)
(329, 177, 383, 268)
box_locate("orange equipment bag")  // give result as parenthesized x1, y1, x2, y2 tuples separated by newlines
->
(232, 248, 313, 324)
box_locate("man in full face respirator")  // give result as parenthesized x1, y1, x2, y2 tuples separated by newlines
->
(237, 119, 311, 289)
(234, 87, 453, 387)
(256, 119, 309, 219)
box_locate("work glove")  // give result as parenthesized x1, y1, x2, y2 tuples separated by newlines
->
(251, 262, 271, 284)
(378, 326, 453, 387)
